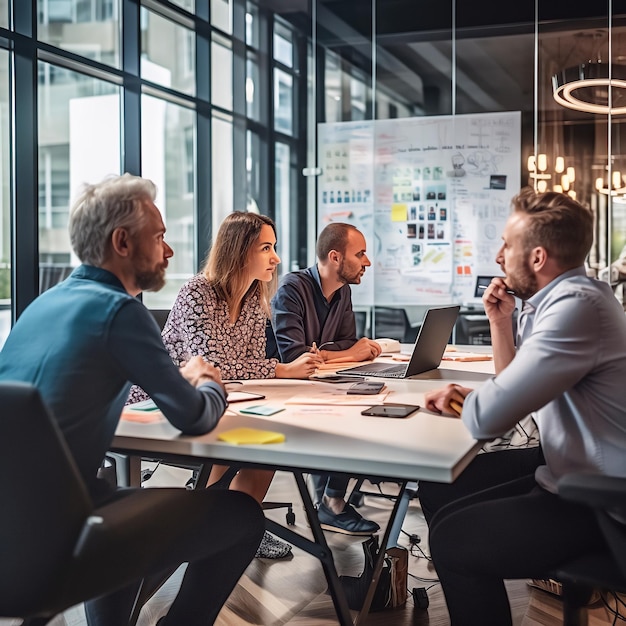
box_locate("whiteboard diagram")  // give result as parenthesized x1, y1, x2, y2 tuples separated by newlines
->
(318, 111, 521, 305)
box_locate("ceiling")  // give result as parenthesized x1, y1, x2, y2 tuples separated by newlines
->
(260, 0, 626, 119)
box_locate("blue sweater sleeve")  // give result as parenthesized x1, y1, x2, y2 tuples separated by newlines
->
(110, 301, 227, 434)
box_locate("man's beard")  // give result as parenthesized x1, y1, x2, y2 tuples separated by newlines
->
(338, 259, 362, 285)
(507, 259, 537, 301)
(135, 267, 166, 292)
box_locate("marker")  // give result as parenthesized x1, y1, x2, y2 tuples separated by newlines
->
(478, 284, 515, 295)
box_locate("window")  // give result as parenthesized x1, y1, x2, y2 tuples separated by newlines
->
(0, 48, 9, 347)
(141, 96, 196, 308)
(169, 0, 195, 12)
(140, 7, 196, 96)
(38, 145, 70, 230)
(246, 54, 260, 120)
(212, 113, 233, 232)
(246, 5, 259, 48)
(274, 142, 292, 270)
(0, 0, 8, 27)
(37, 60, 120, 282)
(183, 125, 195, 196)
(211, 36, 233, 111)
(212, 0, 232, 34)
(38, 0, 121, 68)
(274, 68, 293, 134)
(273, 24, 293, 68)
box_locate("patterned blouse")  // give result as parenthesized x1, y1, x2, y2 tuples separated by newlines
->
(127, 273, 278, 404)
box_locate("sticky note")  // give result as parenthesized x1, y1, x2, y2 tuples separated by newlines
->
(391, 203, 408, 221)
(218, 427, 286, 445)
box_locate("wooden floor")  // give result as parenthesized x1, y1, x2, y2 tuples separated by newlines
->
(4, 468, 621, 626)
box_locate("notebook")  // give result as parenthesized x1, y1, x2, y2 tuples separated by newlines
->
(336, 305, 460, 379)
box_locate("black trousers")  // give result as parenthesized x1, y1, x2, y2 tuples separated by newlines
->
(311, 473, 350, 502)
(418, 447, 606, 626)
(81, 487, 264, 626)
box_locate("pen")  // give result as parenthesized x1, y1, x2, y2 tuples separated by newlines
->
(478, 284, 515, 295)
(310, 341, 335, 353)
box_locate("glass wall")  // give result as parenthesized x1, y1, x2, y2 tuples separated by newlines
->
(279, 0, 625, 336)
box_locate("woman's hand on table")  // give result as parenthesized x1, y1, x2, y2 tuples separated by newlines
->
(276, 351, 324, 379)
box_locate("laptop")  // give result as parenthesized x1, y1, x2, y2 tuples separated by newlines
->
(336, 305, 460, 379)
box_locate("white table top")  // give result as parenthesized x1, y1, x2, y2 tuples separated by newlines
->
(113, 353, 494, 484)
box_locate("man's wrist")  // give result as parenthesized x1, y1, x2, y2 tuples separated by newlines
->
(196, 375, 215, 386)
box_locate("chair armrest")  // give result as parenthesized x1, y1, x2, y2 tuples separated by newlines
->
(558, 473, 626, 509)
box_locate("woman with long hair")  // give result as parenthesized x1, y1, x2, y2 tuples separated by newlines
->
(128, 211, 322, 558)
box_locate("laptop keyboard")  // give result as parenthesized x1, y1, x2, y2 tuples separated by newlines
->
(339, 363, 407, 378)
(369, 366, 407, 378)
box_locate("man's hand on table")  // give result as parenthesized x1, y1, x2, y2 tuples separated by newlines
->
(323, 337, 382, 363)
(425, 383, 473, 417)
(181, 356, 225, 393)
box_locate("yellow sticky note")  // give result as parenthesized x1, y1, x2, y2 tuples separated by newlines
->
(218, 427, 286, 445)
(391, 203, 408, 221)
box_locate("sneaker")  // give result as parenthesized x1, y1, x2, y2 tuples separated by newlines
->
(255, 530, 292, 559)
(317, 502, 380, 536)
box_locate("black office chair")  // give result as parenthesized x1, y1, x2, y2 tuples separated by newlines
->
(354, 310, 368, 338)
(0, 382, 172, 625)
(373, 307, 419, 343)
(547, 473, 626, 626)
(148, 308, 171, 331)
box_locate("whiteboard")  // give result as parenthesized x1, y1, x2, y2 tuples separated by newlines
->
(317, 111, 521, 306)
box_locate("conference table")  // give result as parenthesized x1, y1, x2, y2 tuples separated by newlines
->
(112, 351, 494, 625)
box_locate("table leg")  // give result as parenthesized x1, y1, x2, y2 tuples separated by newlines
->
(354, 479, 408, 625)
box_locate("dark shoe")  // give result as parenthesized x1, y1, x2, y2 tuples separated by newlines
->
(255, 530, 292, 559)
(317, 502, 380, 535)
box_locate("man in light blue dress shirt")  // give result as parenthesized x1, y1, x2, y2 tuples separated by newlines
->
(418, 187, 626, 626)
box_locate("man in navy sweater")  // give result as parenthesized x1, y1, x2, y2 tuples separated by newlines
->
(272, 222, 381, 535)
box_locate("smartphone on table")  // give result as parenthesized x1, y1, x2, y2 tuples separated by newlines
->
(361, 403, 420, 418)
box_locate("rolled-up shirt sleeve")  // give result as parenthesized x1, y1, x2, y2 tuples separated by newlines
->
(110, 301, 227, 434)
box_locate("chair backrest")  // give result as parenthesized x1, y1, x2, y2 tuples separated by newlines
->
(373, 306, 410, 341)
(0, 382, 92, 615)
(354, 311, 367, 338)
(149, 309, 171, 331)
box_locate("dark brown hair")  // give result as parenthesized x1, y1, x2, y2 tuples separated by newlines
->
(316, 222, 358, 260)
